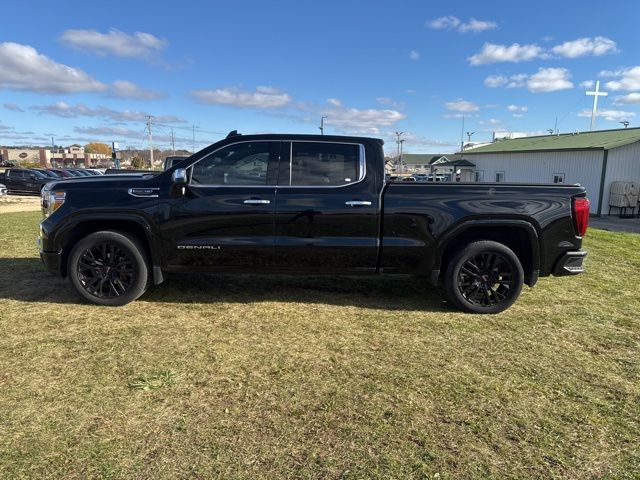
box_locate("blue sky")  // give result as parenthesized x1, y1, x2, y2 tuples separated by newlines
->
(1, 0, 639, 153)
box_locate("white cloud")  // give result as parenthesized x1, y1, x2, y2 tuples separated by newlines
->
(470, 37, 617, 65)
(485, 68, 573, 93)
(0, 42, 106, 93)
(191, 86, 291, 108)
(109, 80, 166, 100)
(31, 102, 185, 123)
(60, 29, 167, 60)
(409, 50, 420, 60)
(327, 98, 342, 107)
(322, 105, 405, 135)
(73, 126, 142, 139)
(3, 103, 24, 112)
(484, 75, 507, 87)
(426, 16, 496, 33)
(484, 74, 527, 88)
(395, 131, 455, 148)
(603, 66, 640, 91)
(579, 80, 595, 89)
(507, 104, 528, 113)
(458, 18, 498, 33)
(445, 99, 479, 112)
(614, 92, 640, 105)
(551, 36, 617, 58)
(469, 43, 545, 65)
(512, 113, 524, 118)
(426, 16, 461, 30)
(578, 108, 635, 122)
(527, 67, 573, 92)
(404, 89, 416, 94)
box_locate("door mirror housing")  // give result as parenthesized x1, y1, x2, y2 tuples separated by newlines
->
(171, 168, 187, 197)
(172, 168, 187, 185)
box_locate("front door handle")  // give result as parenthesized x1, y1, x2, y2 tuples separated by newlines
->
(243, 199, 271, 205)
(345, 200, 372, 207)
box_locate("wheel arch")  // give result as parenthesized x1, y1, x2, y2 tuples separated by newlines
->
(56, 215, 165, 284)
(431, 219, 540, 288)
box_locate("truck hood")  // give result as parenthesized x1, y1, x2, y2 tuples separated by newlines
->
(44, 173, 159, 191)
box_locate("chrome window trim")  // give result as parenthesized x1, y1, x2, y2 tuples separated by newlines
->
(187, 139, 280, 188)
(186, 139, 366, 189)
(279, 141, 366, 189)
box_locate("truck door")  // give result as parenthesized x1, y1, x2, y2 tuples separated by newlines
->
(160, 141, 280, 271)
(274, 141, 380, 273)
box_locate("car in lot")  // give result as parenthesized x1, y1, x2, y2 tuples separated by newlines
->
(1, 168, 55, 195)
(0, 183, 7, 196)
(38, 132, 590, 313)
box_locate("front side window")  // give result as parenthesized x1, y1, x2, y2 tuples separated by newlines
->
(191, 142, 271, 185)
(288, 142, 361, 186)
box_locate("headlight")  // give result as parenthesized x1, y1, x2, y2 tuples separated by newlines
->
(42, 190, 66, 217)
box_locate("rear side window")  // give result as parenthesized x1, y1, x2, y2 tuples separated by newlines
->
(191, 142, 271, 185)
(287, 142, 361, 186)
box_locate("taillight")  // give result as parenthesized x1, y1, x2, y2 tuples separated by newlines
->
(572, 197, 590, 237)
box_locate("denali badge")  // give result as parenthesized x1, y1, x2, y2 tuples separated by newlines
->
(177, 245, 221, 250)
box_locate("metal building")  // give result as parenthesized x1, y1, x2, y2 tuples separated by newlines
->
(461, 128, 640, 215)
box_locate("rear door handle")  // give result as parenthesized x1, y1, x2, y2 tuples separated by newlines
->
(345, 200, 372, 207)
(243, 199, 271, 205)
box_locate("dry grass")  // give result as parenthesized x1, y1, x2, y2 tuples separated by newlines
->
(0, 211, 638, 479)
(0, 195, 41, 213)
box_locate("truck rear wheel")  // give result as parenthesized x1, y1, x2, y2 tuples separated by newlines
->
(68, 231, 148, 306)
(444, 240, 524, 314)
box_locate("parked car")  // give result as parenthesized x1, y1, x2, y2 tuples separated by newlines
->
(0, 183, 7, 196)
(48, 169, 76, 178)
(38, 132, 590, 313)
(0, 161, 16, 167)
(1, 168, 55, 195)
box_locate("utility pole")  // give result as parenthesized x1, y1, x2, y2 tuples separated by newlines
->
(586, 80, 608, 131)
(399, 139, 405, 172)
(170, 127, 176, 154)
(192, 125, 196, 153)
(395, 131, 403, 172)
(620, 120, 630, 128)
(460, 115, 465, 152)
(146, 115, 154, 168)
(319, 116, 327, 135)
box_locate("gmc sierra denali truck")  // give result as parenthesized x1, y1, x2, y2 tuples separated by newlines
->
(38, 132, 590, 313)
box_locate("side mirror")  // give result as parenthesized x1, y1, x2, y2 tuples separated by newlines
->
(171, 168, 187, 197)
(172, 168, 187, 185)
(30, 174, 37, 180)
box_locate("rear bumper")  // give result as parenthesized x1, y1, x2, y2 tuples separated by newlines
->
(553, 250, 587, 276)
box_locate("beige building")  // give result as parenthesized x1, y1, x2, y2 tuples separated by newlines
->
(1, 146, 111, 168)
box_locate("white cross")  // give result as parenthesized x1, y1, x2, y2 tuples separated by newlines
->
(586, 80, 608, 131)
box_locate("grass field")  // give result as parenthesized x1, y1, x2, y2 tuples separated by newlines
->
(0, 211, 638, 479)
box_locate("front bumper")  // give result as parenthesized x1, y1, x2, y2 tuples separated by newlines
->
(553, 250, 587, 276)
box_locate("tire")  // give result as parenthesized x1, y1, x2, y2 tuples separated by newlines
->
(68, 231, 149, 306)
(444, 240, 524, 314)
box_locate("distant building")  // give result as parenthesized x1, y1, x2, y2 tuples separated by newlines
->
(461, 127, 640, 215)
(1, 146, 111, 168)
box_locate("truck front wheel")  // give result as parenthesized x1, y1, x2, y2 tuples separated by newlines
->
(68, 231, 149, 306)
(444, 240, 524, 314)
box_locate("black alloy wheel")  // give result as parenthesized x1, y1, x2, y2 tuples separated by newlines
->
(445, 240, 524, 314)
(68, 231, 148, 306)
(77, 243, 135, 299)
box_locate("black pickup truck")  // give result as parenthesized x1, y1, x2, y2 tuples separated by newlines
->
(2, 168, 55, 195)
(38, 132, 590, 313)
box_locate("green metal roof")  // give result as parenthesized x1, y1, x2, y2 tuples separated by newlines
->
(461, 127, 640, 154)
